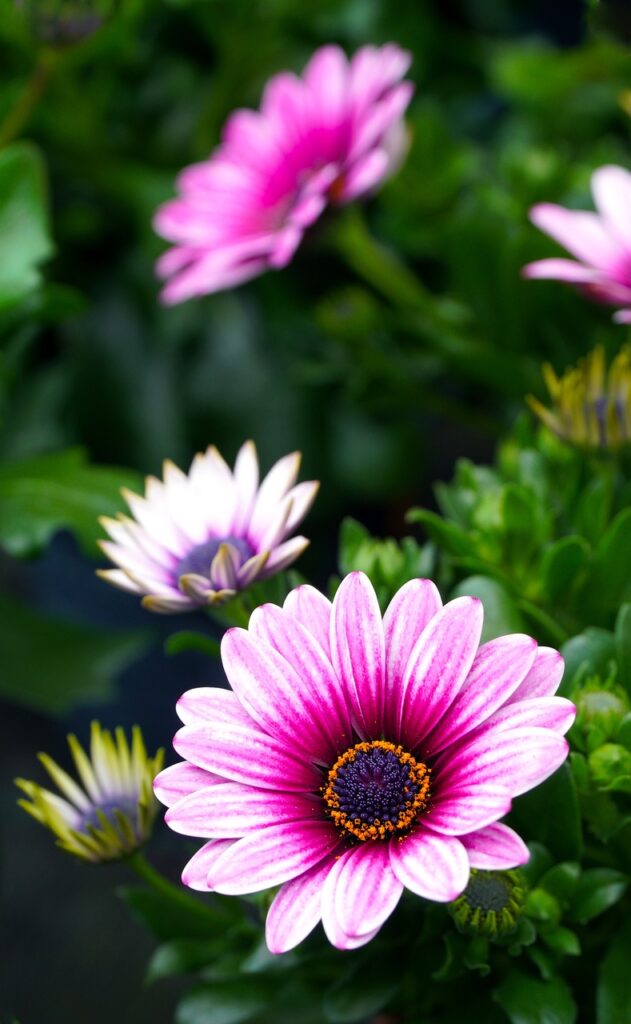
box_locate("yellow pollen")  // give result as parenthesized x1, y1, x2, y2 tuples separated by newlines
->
(322, 739, 431, 843)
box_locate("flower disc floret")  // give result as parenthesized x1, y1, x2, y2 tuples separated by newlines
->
(323, 741, 431, 841)
(157, 572, 575, 952)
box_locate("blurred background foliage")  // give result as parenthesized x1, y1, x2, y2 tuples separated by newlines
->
(1, 0, 630, 1022)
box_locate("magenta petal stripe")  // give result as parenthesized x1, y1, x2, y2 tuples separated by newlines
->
(321, 850, 382, 951)
(422, 783, 512, 836)
(176, 687, 255, 728)
(382, 578, 442, 736)
(480, 696, 576, 736)
(331, 572, 386, 738)
(208, 821, 340, 895)
(283, 585, 332, 657)
(398, 596, 483, 749)
(182, 839, 236, 891)
(166, 783, 321, 838)
(438, 725, 569, 798)
(173, 722, 320, 791)
(266, 859, 336, 955)
(153, 761, 223, 808)
(332, 843, 404, 937)
(390, 828, 470, 902)
(507, 647, 565, 703)
(460, 823, 530, 870)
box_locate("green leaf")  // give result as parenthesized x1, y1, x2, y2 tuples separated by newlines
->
(0, 595, 148, 714)
(615, 604, 631, 698)
(0, 142, 53, 310)
(597, 922, 631, 1024)
(176, 978, 274, 1024)
(570, 869, 629, 924)
(561, 628, 616, 691)
(338, 517, 372, 575)
(120, 886, 223, 943)
(0, 447, 142, 557)
(501, 484, 537, 538)
(451, 575, 525, 641)
(147, 938, 234, 982)
(509, 764, 582, 861)
(541, 927, 581, 957)
(538, 862, 580, 905)
(494, 970, 577, 1024)
(165, 632, 222, 659)
(323, 960, 397, 1023)
(582, 508, 631, 623)
(539, 536, 590, 604)
(406, 507, 476, 557)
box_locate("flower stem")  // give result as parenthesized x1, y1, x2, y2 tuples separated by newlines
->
(0, 49, 59, 149)
(126, 849, 229, 924)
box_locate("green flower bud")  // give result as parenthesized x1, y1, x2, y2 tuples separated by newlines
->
(449, 870, 525, 939)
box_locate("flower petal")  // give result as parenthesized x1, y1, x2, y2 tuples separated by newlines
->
(182, 839, 235, 891)
(176, 687, 254, 728)
(390, 828, 470, 902)
(383, 578, 442, 737)
(332, 842, 403, 937)
(283, 584, 332, 657)
(321, 850, 381, 950)
(166, 782, 321, 838)
(592, 164, 631, 251)
(460, 823, 530, 870)
(266, 858, 334, 954)
(153, 761, 222, 808)
(232, 440, 260, 533)
(438, 725, 569, 798)
(481, 696, 576, 736)
(529, 203, 625, 273)
(398, 596, 483, 749)
(423, 782, 512, 836)
(208, 820, 340, 894)
(173, 721, 320, 791)
(331, 572, 386, 738)
(507, 647, 565, 702)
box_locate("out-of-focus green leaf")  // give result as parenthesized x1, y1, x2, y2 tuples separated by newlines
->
(540, 536, 590, 604)
(120, 886, 227, 943)
(510, 765, 582, 861)
(0, 447, 142, 556)
(582, 509, 631, 623)
(0, 595, 148, 713)
(452, 575, 525, 641)
(597, 921, 631, 1024)
(165, 631, 222, 659)
(570, 869, 628, 924)
(493, 970, 577, 1024)
(615, 603, 631, 698)
(323, 958, 397, 1023)
(561, 629, 616, 690)
(0, 142, 52, 310)
(176, 977, 274, 1024)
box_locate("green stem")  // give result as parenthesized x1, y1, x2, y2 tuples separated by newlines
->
(0, 50, 59, 149)
(126, 849, 229, 924)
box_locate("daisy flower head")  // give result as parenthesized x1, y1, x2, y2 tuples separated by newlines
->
(154, 43, 413, 304)
(98, 441, 319, 613)
(156, 572, 575, 952)
(16, 723, 163, 863)
(523, 164, 631, 324)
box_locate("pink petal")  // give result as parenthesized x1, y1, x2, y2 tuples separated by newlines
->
(283, 481, 320, 534)
(482, 696, 576, 736)
(265, 858, 334, 954)
(160, 254, 268, 305)
(383, 578, 442, 738)
(182, 839, 236, 891)
(438, 725, 569, 798)
(304, 45, 349, 130)
(529, 203, 625, 273)
(232, 440, 260, 533)
(423, 634, 538, 755)
(423, 782, 512, 836)
(173, 721, 320, 791)
(166, 782, 320, 838)
(398, 596, 483, 750)
(332, 843, 403, 937)
(390, 828, 470, 902)
(249, 452, 301, 541)
(461, 823, 530, 870)
(283, 584, 333, 657)
(208, 820, 340, 895)
(614, 308, 631, 324)
(339, 149, 389, 202)
(247, 605, 352, 757)
(507, 647, 565, 703)
(522, 258, 603, 282)
(153, 761, 223, 808)
(221, 627, 333, 758)
(176, 687, 255, 728)
(258, 536, 309, 577)
(592, 165, 631, 251)
(331, 572, 386, 738)
(321, 850, 381, 950)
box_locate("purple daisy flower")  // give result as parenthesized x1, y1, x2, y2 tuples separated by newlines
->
(98, 441, 318, 613)
(523, 164, 631, 324)
(155, 573, 574, 950)
(154, 43, 413, 304)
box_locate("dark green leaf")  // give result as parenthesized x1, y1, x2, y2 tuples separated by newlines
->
(0, 447, 142, 556)
(176, 977, 274, 1024)
(165, 632, 222, 659)
(120, 886, 224, 943)
(561, 629, 616, 692)
(338, 517, 371, 575)
(0, 595, 148, 714)
(597, 921, 631, 1024)
(0, 142, 52, 310)
(451, 575, 525, 641)
(615, 604, 631, 698)
(509, 765, 582, 861)
(539, 536, 589, 604)
(494, 970, 577, 1024)
(582, 509, 631, 623)
(570, 869, 628, 924)
(406, 507, 476, 557)
(323, 960, 397, 1023)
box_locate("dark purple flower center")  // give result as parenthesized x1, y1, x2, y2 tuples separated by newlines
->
(81, 798, 137, 835)
(322, 740, 431, 842)
(176, 535, 254, 579)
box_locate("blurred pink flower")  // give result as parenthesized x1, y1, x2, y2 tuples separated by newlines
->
(156, 572, 574, 951)
(98, 441, 318, 612)
(154, 44, 413, 304)
(523, 165, 631, 324)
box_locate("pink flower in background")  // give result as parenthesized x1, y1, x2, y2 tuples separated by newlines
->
(98, 441, 318, 612)
(523, 165, 631, 324)
(154, 44, 413, 304)
(156, 572, 574, 951)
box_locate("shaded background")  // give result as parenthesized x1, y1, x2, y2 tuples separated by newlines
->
(1, 0, 629, 1020)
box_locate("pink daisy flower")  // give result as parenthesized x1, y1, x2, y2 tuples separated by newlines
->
(97, 441, 318, 613)
(523, 164, 631, 324)
(155, 572, 575, 951)
(154, 43, 413, 304)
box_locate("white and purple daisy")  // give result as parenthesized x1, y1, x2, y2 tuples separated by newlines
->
(98, 441, 319, 613)
(155, 572, 575, 951)
(523, 164, 631, 324)
(154, 43, 413, 303)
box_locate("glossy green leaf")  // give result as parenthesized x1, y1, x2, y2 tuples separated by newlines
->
(0, 447, 142, 556)
(509, 764, 582, 861)
(165, 631, 222, 659)
(540, 536, 590, 604)
(570, 869, 628, 924)
(597, 922, 631, 1024)
(176, 978, 274, 1024)
(0, 142, 52, 310)
(451, 575, 525, 641)
(615, 603, 631, 698)
(582, 508, 631, 623)
(494, 970, 577, 1024)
